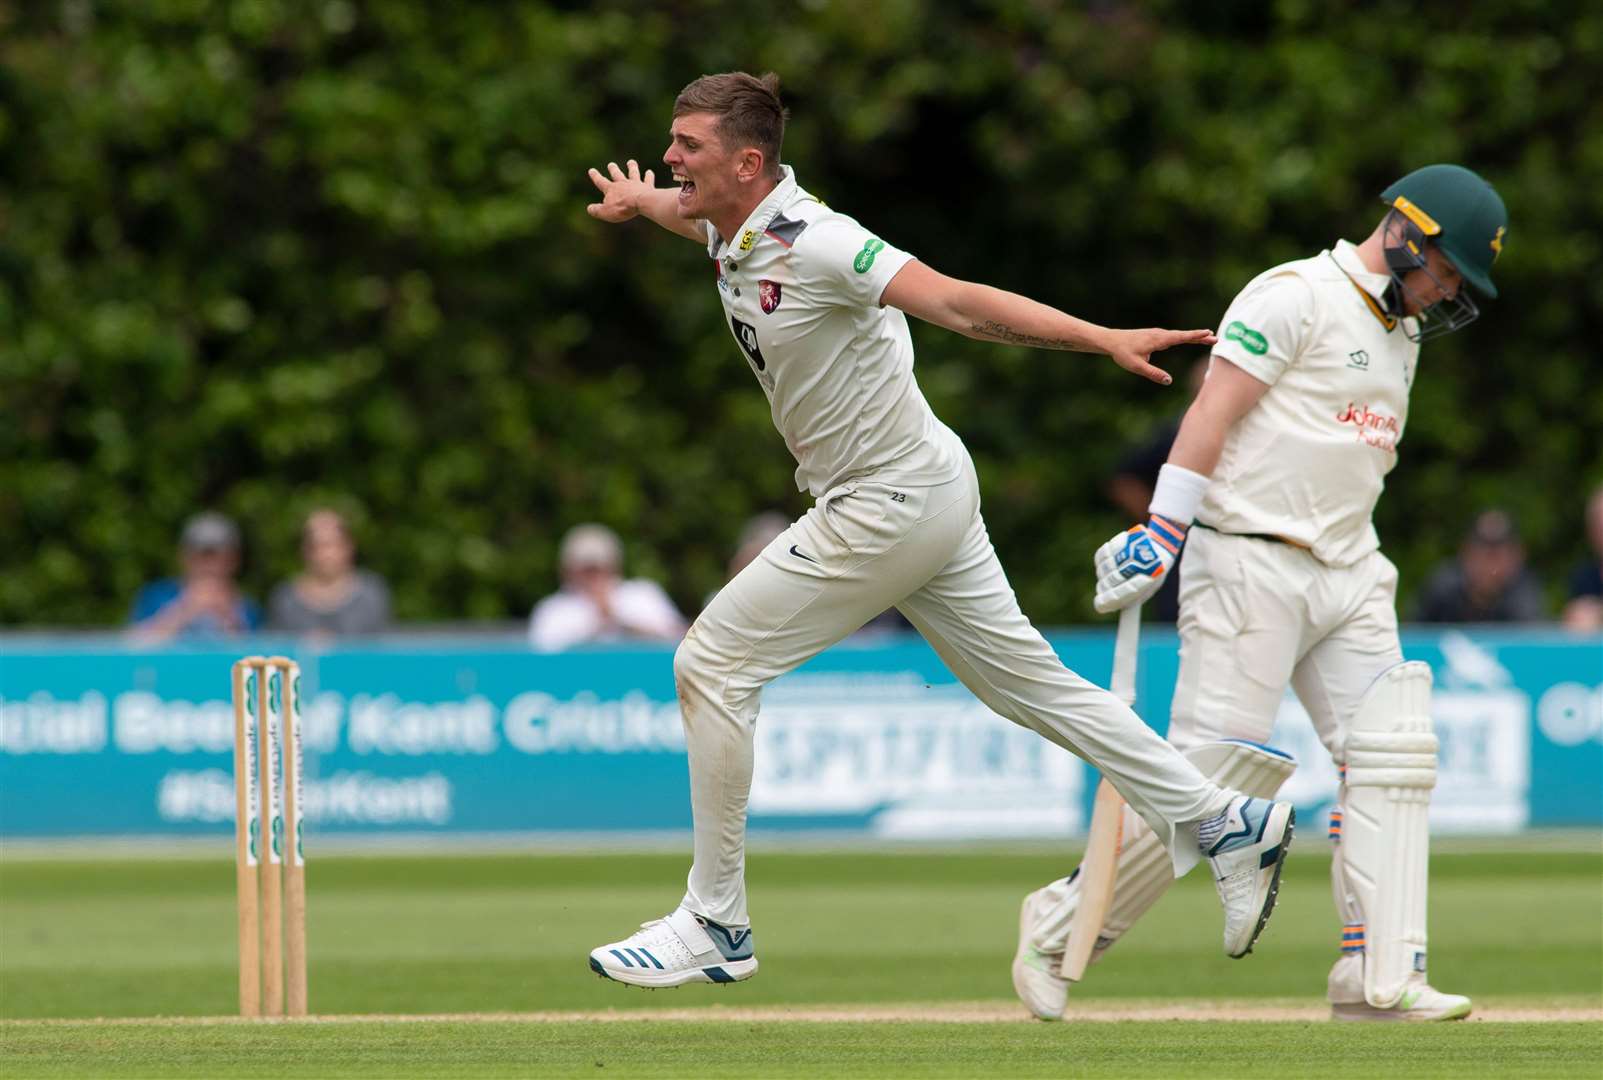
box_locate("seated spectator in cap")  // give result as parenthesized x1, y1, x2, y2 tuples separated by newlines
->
(129, 512, 262, 643)
(1561, 486, 1603, 633)
(529, 523, 686, 652)
(1413, 509, 1546, 623)
(269, 509, 391, 641)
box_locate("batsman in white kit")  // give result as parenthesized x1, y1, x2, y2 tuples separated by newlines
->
(1013, 164, 1508, 1022)
(581, 71, 1295, 990)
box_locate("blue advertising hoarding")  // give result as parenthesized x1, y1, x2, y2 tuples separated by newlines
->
(2, 629, 1598, 841)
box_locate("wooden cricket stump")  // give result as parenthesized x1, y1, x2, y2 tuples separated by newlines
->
(231, 656, 309, 1018)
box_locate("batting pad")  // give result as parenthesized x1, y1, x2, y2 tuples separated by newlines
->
(1033, 739, 1297, 957)
(1338, 661, 1437, 1008)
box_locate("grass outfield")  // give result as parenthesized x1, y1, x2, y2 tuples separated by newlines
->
(2, 847, 1599, 1077)
(3, 1019, 1600, 1079)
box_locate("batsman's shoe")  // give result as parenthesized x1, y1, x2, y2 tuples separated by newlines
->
(1200, 795, 1294, 958)
(1327, 954, 1472, 1022)
(588, 906, 757, 988)
(1011, 887, 1068, 1021)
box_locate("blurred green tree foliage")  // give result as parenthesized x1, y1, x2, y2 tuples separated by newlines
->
(2, 0, 1599, 626)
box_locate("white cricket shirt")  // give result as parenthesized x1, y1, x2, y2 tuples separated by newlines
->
(703, 167, 963, 497)
(1200, 239, 1421, 567)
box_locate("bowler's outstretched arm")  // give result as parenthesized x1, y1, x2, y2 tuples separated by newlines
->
(880, 260, 1215, 386)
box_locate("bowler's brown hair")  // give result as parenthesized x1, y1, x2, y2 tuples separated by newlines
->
(674, 71, 788, 177)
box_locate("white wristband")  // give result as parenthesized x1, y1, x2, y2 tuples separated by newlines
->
(1148, 463, 1210, 526)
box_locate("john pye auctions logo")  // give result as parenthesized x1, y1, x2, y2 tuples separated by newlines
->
(1335, 402, 1401, 454)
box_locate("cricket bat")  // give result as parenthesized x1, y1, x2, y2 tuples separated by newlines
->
(1059, 603, 1141, 981)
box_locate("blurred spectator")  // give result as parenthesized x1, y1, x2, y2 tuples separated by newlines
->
(1413, 509, 1546, 623)
(1104, 361, 1208, 622)
(530, 524, 686, 651)
(726, 512, 790, 582)
(703, 511, 791, 609)
(1561, 486, 1603, 632)
(128, 512, 261, 643)
(268, 509, 391, 640)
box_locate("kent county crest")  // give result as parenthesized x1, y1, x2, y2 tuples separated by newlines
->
(759, 279, 782, 314)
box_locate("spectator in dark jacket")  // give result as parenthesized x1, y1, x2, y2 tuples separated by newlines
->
(1103, 361, 1206, 622)
(1414, 509, 1546, 623)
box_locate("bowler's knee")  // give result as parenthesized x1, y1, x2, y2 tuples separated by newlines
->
(677, 621, 744, 707)
(673, 627, 714, 699)
(674, 622, 766, 739)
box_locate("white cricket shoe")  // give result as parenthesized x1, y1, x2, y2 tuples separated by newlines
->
(1327, 953, 1472, 1021)
(1011, 887, 1068, 1021)
(588, 907, 757, 988)
(1200, 795, 1295, 958)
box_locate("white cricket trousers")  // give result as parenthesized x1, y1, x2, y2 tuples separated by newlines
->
(675, 454, 1231, 927)
(1169, 527, 1405, 756)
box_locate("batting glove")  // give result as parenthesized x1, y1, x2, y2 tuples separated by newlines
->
(1093, 515, 1188, 614)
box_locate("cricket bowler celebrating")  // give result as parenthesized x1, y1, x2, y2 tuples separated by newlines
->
(581, 71, 1295, 988)
(1013, 164, 1507, 1021)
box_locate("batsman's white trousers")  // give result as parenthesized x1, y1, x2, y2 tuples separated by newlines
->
(1170, 526, 1404, 756)
(676, 454, 1231, 927)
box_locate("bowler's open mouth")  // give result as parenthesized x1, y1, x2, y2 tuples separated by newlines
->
(673, 173, 695, 196)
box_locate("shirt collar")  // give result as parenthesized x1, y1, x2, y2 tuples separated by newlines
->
(717, 166, 798, 264)
(1329, 238, 1402, 332)
(1331, 238, 1390, 301)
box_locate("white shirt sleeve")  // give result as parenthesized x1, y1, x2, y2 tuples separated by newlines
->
(798, 214, 915, 309)
(1212, 272, 1316, 386)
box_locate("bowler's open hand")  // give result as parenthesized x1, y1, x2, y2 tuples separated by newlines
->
(1104, 328, 1217, 385)
(586, 160, 656, 223)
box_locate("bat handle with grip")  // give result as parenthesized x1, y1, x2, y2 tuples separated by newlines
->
(1111, 603, 1141, 706)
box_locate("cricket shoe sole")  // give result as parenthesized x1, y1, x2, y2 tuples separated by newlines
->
(1331, 990, 1472, 1022)
(1204, 796, 1295, 958)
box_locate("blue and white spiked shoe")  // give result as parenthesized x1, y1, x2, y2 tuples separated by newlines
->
(589, 907, 757, 987)
(1199, 795, 1295, 958)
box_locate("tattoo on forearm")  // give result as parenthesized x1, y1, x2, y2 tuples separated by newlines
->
(968, 321, 1082, 350)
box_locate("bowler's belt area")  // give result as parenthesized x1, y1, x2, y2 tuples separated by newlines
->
(1192, 519, 1312, 551)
